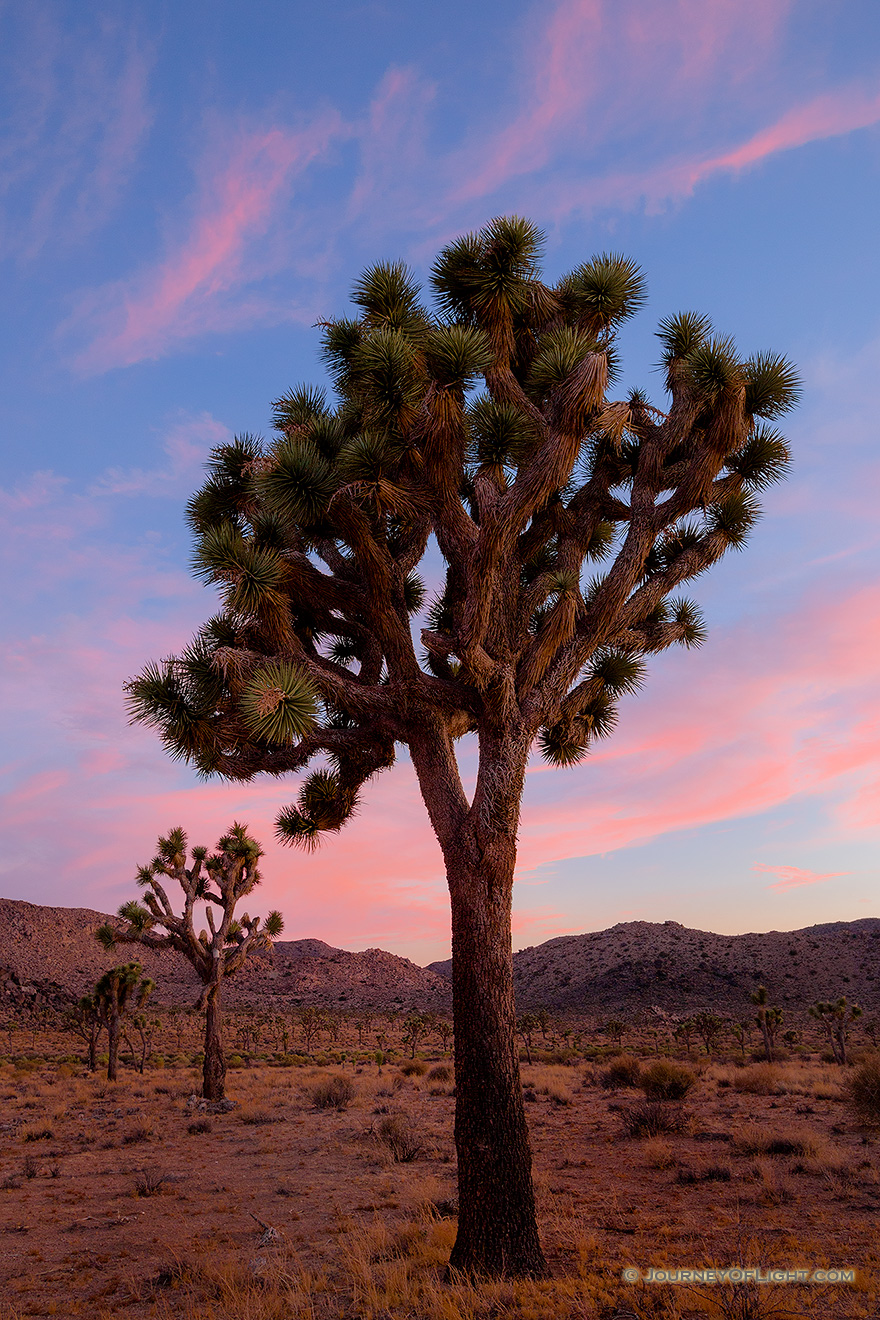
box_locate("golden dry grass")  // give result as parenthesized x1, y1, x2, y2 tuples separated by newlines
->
(0, 1050, 878, 1317)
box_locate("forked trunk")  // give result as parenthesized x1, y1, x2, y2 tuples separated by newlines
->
(446, 843, 548, 1278)
(203, 983, 226, 1101)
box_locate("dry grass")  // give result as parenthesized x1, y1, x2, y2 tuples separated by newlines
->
(0, 1052, 877, 1317)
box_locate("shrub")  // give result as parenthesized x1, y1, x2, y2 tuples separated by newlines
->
(600, 1055, 641, 1090)
(641, 1060, 696, 1101)
(134, 1170, 167, 1197)
(731, 1063, 785, 1095)
(620, 1100, 690, 1138)
(399, 1060, 427, 1077)
(122, 1125, 153, 1145)
(311, 1073, 355, 1111)
(846, 1055, 880, 1127)
(376, 1114, 423, 1162)
(187, 1119, 212, 1135)
(733, 1128, 816, 1157)
(427, 1064, 453, 1083)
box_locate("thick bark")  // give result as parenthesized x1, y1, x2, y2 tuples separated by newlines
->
(446, 840, 547, 1277)
(203, 983, 226, 1101)
(411, 722, 548, 1279)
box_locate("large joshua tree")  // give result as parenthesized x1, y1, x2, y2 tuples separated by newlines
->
(97, 824, 283, 1101)
(126, 216, 798, 1276)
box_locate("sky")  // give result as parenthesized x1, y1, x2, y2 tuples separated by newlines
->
(1, 0, 878, 965)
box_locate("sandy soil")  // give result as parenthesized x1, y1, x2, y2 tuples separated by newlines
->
(1, 1048, 879, 1319)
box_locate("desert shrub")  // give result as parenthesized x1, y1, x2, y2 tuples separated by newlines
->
(376, 1114, 423, 1162)
(226, 1053, 245, 1069)
(399, 1060, 427, 1077)
(122, 1125, 153, 1145)
(846, 1054, 880, 1127)
(22, 1127, 53, 1143)
(134, 1170, 167, 1197)
(733, 1128, 817, 1157)
(427, 1064, 453, 1083)
(600, 1055, 641, 1089)
(23, 1154, 39, 1179)
(732, 1063, 785, 1095)
(641, 1060, 696, 1101)
(187, 1119, 212, 1135)
(239, 1107, 277, 1125)
(620, 1100, 690, 1138)
(546, 1084, 573, 1106)
(676, 1163, 732, 1183)
(311, 1073, 355, 1111)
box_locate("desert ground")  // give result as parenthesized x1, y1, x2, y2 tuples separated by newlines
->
(1, 1018, 878, 1320)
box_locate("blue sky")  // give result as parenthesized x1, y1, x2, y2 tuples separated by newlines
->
(1, 0, 878, 963)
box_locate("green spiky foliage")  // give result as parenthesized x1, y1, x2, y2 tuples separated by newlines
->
(97, 824, 284, 1099)
(92, 963, 154, 1081)
(809, 996, 863, 1066)
(126, 215, 798, 1276)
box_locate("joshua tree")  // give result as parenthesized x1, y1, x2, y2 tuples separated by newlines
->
(810, 997, 862, 1066)
(96, 824, 283, 1100)
(402, 1010, 430, 1058)
(297, 1005, 324, 1053)
(125, 216, 798, 1277)
(66, 995, 103, 1071)
(93, 964, 155, 1081)
(751, 985, 783, 1062)
(691, 1010, 726, 1056)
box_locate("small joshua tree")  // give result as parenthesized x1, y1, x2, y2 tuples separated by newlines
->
(66, 994, 104, 1071)
(810, 997, 862, 1066)
(96, 824, 282, 1100)
(751, 986, 782, 1062)
(93, 964, 155, 1081)
(691, 1010, 726, 1056)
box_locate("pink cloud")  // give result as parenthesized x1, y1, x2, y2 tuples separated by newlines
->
(451, 0, 792, 205)
(512, 580, 880, 871)
(69, 115, 347, 372)
(752, 863, 850, 892)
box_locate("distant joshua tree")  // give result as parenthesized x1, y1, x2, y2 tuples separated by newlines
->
(96, 824, 282, 1101)
(810, 997, 862, 1066)
(66, 994, 104, 1071)
(691, 1010, 726, 1056)
(751, 986, 782, 1062)
(93, 964, 155, 1081)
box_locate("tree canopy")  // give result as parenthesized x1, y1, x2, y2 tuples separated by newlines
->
(126, 216, 799, 844)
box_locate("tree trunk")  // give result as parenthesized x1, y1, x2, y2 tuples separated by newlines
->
(445, 832, 547, 1278)
(88, 1026, 98, 1072)
(203, 983, 226, 1101)
(410, 719, 547, 1279)
(107, 1008, 120, 1082)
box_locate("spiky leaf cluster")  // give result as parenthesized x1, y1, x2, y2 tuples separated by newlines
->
(126, 215, 798, 846)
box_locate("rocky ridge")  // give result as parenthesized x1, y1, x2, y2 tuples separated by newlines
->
(1, 898, 878, 1019)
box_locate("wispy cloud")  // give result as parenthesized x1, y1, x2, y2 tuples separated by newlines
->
(57, 0, 880, 372)
(752, 863, 850, 892)
(88, 414, 230, 497)
(68, 115, 347, 372)
(0, 8, 153, 260)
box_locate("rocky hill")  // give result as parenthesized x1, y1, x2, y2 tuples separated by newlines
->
(0, 899, 451, 1013)
(1, 897, 878, 1020)
(431, 917, 880, 1015)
